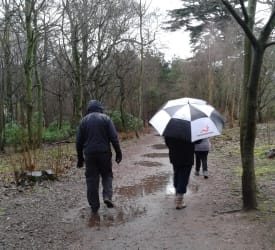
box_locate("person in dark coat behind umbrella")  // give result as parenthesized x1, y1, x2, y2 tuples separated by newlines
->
(164, 136, 194, 209)
(76, 100, 122, 214)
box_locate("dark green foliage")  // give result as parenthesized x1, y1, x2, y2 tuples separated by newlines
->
(109, 111, 142, 132)
(4, 122, 22, 145)
(4, 119, 74, 147)
(165, 0, 240, 44)
(42, 121, 73, 142)
(144, 88, 165, 118)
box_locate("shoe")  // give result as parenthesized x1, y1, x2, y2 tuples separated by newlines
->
(104, 199, 114, 208)
(88, 212, 100, 228)
(91, 207, 98, 214)
(195, 170, 200, 176)
(176, 201, 186, 209)
(203, 171, 208, 179)
(175, 194, 186, 209)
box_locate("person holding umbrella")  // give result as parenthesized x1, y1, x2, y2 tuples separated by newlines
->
(149, 97, 225, 209)
(164, 136, 195, 209)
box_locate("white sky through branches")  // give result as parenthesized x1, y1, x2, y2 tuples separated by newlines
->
(150, 0, 192, 61)
(149, 1, 271, 61)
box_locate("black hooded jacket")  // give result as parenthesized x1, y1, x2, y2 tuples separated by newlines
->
(164, 137, 194, 166)
(76, 100, 121, 160)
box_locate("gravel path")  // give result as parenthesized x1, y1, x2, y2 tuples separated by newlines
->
(0, 127, 274, 250)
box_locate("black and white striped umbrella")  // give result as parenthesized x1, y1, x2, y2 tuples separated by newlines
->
(149, 97, 225, 142)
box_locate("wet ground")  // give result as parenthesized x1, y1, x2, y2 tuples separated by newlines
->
(0, 129, 274, 249)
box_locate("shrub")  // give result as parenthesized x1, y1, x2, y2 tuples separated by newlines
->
(5, 122, 22, 145)
(109, 110, 142, 132)
(43, 120, 73, 142)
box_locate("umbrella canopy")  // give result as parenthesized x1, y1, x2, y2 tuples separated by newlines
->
(149, 97, 225, 142)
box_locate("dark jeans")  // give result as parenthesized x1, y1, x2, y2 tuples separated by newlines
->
(195, 151, 208, 172)
(85, 152, 113, 213)
(173, 164, 193, 194)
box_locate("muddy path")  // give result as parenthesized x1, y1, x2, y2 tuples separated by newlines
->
(0, 129, 274, 250)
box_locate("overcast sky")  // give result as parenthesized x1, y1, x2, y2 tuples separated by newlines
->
(150, 1, 270, 61)
(149, 0, 192, 61)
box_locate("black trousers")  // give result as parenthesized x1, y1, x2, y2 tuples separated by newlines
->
(173, 164, 193, 194)
(195, 151, 208, 172)
(85, 152, 113, 213)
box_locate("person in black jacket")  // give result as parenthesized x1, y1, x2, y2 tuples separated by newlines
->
(164, 137, 194, 209)
(76, 100, 122, 214)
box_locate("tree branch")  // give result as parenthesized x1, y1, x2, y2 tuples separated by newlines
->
(221, 0, 258, 47)
(239, 0, 249, 22)
(265, 41, 275, 49)
(260, 10, 275, 44)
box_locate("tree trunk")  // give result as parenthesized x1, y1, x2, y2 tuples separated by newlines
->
(238, 0, 257, 210)
(138, 0, 144, 125)
(0, 76, 4, 151)
(81, 0, 89, 104)
(71, 24, 83, 126)
(33, 15, 43, 147)
(1, 5, 12, 151)
(240, 37, 253, 150)
(24, 0, 35, 146)
(241, 47, 264, 209)
(3, 30, 12, 123)
(119, 78, 126, 130)
(207, 39, 214, 104)
(2, 3, 13, 123)
(58, 93, 63, 129)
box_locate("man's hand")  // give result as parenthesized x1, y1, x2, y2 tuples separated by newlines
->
(115, 152, 122, 164)
(77, 158, 84, 168)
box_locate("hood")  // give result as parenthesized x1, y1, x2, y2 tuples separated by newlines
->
(87, 99, 103, 113)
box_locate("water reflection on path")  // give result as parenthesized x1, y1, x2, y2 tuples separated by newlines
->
(116, 173, 172, 198)
(84, 142, 181, 228)
(87, 172, 174, 228)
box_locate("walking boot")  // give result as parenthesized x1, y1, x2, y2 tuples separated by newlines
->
(175, 194, 186, 209)
(203, 171, 208, 179)
(88, 211, 100, 228)
(104, 199, 114, 208)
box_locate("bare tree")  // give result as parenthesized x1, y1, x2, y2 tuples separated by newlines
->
(132, 0, 156, 125)
(113, 47, 138, 129)
(0, 59, 4, 151)
(221, 0, 275, 209)
(257, 48, 275, 122)
(59, 0, 136, 124)
(0, 0, 13, 150)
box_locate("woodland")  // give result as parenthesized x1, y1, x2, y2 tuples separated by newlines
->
(0, 0, 275, 210)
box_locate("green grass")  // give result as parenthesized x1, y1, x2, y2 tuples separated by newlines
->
(254, 144, 275, 158)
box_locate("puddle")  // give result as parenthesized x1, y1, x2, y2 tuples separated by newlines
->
(143, 153, 168, 158)
(165, 175, 175, 195)
(151, 144, 167, 150)
(134, 161, 163, 167)
(115, 173, 171, 199)
(65, 173, 195, 229)
(87, 204, 146, 228)
(86, 173, 196, 228)
(86, 173, 175, 228)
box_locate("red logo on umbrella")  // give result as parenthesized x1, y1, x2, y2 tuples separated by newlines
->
(201, 125, 209, 134)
